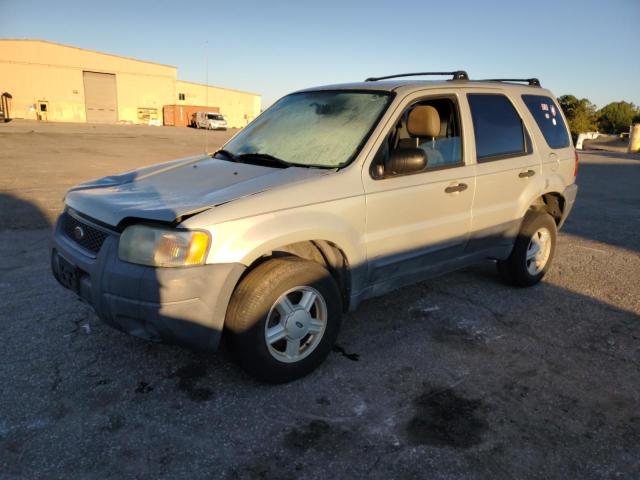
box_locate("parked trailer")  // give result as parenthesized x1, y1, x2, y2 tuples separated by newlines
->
(163, 104, 220, 127)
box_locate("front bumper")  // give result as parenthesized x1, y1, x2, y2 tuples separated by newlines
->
(51, 213, 245, 351)
(558, 183, 578, 229)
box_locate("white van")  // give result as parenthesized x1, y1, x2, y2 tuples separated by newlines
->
(191, 111, 228, 130)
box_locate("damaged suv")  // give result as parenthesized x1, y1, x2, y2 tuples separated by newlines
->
(51, 71, 578, 383)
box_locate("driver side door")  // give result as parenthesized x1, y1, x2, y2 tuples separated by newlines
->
(362, 92, 475, 291)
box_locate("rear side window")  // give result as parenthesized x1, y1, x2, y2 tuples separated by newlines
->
(522, 95, 570, 149)
(467, 94, 528, 160)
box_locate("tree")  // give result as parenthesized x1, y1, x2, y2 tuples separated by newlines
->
(597, 101, 640, 134)
(557, 95, 597, 140)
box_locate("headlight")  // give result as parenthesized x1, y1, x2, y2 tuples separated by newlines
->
(118, 225, 210, 267)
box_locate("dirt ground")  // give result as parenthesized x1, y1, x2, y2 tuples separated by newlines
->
(0, 120, 639, 479)
(0, 120, 236, 229)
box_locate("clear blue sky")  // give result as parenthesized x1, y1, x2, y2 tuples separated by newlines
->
(1, 0, 638, 108)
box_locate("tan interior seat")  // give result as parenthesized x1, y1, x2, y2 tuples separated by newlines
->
(407, 105, 441, 139)
(403, 105, 444, 165)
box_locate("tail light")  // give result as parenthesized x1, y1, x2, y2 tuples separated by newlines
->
(574, 150, 579, 177)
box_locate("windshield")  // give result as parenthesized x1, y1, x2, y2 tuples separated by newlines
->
(222, 90, 391, 168)
(207, 114, 223, 120)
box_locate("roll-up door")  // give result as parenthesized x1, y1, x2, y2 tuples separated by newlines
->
(83, 71, 118, 123)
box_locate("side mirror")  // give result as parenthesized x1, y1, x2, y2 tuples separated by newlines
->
(384, 148, 426, 175)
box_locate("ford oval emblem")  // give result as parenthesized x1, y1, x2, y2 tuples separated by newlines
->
(73, 225, 85, 240)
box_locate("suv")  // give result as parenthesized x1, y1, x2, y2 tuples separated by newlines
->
(51, 71, 578, 383)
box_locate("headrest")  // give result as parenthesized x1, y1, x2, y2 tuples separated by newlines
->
(407, 105, 440, 138)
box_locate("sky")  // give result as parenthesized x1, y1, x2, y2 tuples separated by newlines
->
(1, 0, 638, 108)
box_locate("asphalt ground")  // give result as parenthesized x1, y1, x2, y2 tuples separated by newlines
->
(0, 121, 639, 479)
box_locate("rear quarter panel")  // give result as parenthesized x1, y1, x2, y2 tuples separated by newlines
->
(517, 89, 576, 215)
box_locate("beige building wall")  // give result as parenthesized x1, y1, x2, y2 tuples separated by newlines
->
(175, 80, 261, 128)
(0, 39, 261, 127)
(0, 39, 176, 123)
(1, 60, 87, 121)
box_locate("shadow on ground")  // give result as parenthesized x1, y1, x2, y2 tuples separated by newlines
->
(0, 193, 52, 230)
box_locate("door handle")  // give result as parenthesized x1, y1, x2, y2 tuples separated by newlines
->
(445, 183, 468, 193)
(518, 170, 535, 178)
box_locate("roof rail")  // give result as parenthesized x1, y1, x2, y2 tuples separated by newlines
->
(365, 70, 469, 82)
(480, 78, 541, 87)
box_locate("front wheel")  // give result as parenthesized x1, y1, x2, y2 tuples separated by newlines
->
(225, 257, 342, 383)
(497, 211, 557, 287)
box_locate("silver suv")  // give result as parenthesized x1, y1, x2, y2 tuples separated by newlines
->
(51, 71, 578, 383)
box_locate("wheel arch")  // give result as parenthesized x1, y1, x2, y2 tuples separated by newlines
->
(240, 240, 353, 311)
(527, 191, 566, 225)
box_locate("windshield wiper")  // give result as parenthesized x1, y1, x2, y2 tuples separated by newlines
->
(213, 149, 236, 162)
(215, 150, 331, 169)
(235, 152, 291, 168)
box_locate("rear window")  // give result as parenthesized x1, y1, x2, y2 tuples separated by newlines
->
(467, 94, 528, 160)
(522, 95, 570, 149)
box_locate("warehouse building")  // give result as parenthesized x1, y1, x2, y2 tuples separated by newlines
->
(0, 39, 261, 128)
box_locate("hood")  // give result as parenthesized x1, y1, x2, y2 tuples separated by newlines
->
(65, 155, 330, 227)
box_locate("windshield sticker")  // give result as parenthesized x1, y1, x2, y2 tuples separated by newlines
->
(541, 103, 549, 111)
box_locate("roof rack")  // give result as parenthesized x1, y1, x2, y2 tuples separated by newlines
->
(480, 78, 541, 87)
(365, 70, 469, 82)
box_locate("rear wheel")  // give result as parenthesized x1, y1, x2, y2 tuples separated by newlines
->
(225, 257, 342, 383)
(498, 211, 557, 287)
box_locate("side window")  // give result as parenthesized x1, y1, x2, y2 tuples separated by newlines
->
(467, 94, 530, 161)
(522, 95, 570, 149)
(372, 97, 463, 178)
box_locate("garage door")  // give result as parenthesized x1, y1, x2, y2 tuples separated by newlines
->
(83, 71, 118, 123)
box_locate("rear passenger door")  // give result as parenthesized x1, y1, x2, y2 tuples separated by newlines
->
(462, 91, 544, 253)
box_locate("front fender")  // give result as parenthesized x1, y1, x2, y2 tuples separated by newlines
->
(199, 196, 367, 271)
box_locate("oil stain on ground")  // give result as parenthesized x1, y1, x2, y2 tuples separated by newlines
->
(283, 420, 353, 452)
(332, 344, 360, 361)
(169, 362, 214, 402)
(135, 381, 153, 394)
(405, 387, 488, 448)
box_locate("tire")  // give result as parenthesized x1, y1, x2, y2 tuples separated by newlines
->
(497, 211, 557, 287)
(225, 257, 342, 383)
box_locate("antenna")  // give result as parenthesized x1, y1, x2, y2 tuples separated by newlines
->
(204, 40, 209, 154)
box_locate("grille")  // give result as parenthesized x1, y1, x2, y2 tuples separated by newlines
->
(61, 212, 109, 254)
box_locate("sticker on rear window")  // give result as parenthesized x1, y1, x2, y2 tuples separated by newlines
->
(522, 94, 570, 149)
